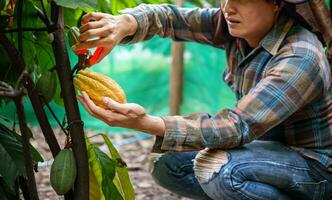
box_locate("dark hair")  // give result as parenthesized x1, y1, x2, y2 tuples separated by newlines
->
(265, 0, 281, 5)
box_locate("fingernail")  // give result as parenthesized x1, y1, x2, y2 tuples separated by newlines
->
(103, 97, 109, 104)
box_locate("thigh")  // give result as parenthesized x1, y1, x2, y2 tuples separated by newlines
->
(202, 140, 329, 200)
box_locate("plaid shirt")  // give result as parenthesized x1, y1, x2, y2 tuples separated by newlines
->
(121, 4, 332, 171)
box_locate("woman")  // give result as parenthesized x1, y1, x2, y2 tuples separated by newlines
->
(74, 0, 332, 199)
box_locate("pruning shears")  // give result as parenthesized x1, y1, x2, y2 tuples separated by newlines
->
(68, 25, 104, 76)
(71, 47, 103, 76)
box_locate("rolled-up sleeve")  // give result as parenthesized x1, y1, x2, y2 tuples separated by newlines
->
(160, 54, 325, 151)
(119, 4, 219, 45)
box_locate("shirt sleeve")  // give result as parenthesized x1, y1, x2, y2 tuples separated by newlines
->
(118, 4, 221, 46)
(159, 54, 325, 151)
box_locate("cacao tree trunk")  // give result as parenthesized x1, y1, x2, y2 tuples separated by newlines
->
(50, 2, 89, 199)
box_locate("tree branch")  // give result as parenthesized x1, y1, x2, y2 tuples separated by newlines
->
(14, 95, 39, 200)
(36, 3, 50, 26)
(0, 90, 21, 98)
(51, 2, 89, 199)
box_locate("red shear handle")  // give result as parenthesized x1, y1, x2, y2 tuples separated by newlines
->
(86, 47, 103, 66)
(76, 49, 89, 55)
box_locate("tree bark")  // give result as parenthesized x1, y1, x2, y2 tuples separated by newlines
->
(15, 97, 39, 200)
(50, 2, 89, 199)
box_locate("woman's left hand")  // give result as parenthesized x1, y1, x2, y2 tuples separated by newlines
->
(77, 92, 165, 136)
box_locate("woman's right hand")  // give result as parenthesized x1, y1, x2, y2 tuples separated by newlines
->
(73, 12, 138, 64)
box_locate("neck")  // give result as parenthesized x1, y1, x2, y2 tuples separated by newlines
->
(246, 37, 261, 48)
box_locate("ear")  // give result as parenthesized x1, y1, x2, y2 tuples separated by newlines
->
(274, 1, 285, 13)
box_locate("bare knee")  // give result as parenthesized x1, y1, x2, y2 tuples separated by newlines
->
(193, 148, 229, 183)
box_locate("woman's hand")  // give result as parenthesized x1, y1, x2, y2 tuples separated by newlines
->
(77, 92, 165, 136)
(72, 12, 138, 64)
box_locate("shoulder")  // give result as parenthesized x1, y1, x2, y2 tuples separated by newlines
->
(279, 23, 325, 63)
(273, 24, 331, 88)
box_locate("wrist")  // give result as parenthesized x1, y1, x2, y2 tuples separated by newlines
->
(122, 14, 138, 37)
(140, 115, 165, 137)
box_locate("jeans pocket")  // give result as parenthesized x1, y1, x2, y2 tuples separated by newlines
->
(292, 180, 327, 200)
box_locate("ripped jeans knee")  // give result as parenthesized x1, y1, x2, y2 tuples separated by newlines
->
(193, 148, 229, 183)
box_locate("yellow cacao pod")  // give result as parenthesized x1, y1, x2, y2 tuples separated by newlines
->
(73, 70, 127, 109)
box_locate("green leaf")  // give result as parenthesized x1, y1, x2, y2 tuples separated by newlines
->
(97, 0, 111, 14)
(89, 167, 102, 200)
(101, 134, 135, 200)
(34, 40, 55, 73)
(0, 0, 6, 11)
(0, 45, 19, 85)
(22, 32, 37, 72)
(87, 140, 104, 199)
(63, 7, 83, 28)
(0, 123, 43, 185)
(11, 130, 43, 163)
(53, 74, 64, 107)
(0, 124, 25, 185)
(110, 0, 136, 15)
(53, 0, 97, 11)
(87, 140, 123, 200)
(0, 177, 19, 200)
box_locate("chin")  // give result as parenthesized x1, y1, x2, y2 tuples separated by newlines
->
(228, 30, 242, 38)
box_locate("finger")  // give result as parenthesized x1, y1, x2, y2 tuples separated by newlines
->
(82, 12, 106, 24)
(77, 95, 96, 117)
(81, 91, 112, 118)
(78, 26, 111, 42)
(74, 37, 111, 50)
(103, 97, 130, 115)
(81, 92, 130, 126)
(79, 21, 104, 34)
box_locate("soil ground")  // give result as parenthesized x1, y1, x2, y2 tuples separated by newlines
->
(31, 127, 191, 200)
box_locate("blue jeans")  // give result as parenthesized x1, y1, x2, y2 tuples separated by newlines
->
(150, 140, 332, 200)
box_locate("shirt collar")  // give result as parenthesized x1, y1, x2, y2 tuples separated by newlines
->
(260, 13, 294, 56)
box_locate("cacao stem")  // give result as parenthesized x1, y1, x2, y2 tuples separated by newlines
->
(44, 99, 69, 135)
(14, 95, 39, 200)
(51, 2, 89, 199)
(37, 2, 50, 26)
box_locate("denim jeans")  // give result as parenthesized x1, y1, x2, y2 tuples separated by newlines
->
(150, 140, 332, 200)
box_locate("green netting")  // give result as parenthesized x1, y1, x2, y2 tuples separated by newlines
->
(0, 36, 236, 135)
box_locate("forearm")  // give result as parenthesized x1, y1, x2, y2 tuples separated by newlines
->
(119, 4, 219, 45)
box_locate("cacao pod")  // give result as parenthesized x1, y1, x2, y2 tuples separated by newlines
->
(50, 149, 77, 195)
(36, 70, 57, 104)
(73, 70, 127, 109)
